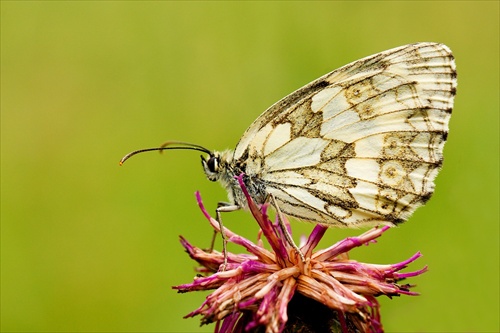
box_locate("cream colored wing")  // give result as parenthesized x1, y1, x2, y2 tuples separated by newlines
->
(234, 43, 456, 227)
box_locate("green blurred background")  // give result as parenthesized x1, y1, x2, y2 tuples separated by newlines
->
(1, 1, 498, 332)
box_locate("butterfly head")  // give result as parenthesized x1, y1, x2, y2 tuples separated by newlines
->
(201, 150, 234, 182)
(201, 152, 220, 181)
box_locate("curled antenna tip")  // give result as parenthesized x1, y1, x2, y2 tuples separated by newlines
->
(119, 152, 136, 165)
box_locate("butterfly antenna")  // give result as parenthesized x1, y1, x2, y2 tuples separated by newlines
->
(119, 142, 211, 166)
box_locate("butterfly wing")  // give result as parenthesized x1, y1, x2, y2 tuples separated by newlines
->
(233, 42, 456, 227)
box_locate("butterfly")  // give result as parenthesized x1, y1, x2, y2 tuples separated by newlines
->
(121, 42, 456, 258)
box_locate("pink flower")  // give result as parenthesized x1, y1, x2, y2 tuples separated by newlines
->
(174, 175, 427, 333)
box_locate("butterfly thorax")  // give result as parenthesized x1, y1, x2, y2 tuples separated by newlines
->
(201, 150, 268, 209)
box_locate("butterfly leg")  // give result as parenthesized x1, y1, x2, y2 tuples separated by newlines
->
(215, 202, 240, 271)
(269, 194, 305, 263)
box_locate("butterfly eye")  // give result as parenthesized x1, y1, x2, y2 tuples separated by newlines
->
(207, 155, 219, 173)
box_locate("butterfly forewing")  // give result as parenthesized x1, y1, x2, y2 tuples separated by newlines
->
(231, 43, 456, 227)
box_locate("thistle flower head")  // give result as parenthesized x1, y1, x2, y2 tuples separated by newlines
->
(174, 175, 427, 333)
